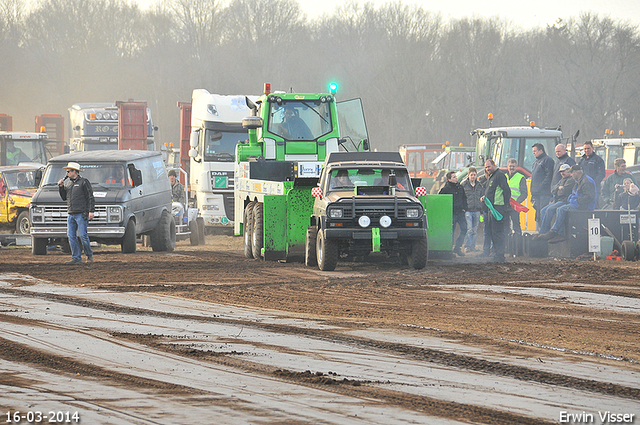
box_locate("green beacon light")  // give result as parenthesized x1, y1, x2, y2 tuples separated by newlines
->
(328, 82, 338, 94)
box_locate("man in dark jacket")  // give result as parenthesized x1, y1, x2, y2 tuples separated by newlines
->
(439, 171, 468, 256)
(481, 159, 511, 262)
(530, 143, 555, 225)
(538, 165, 596, 243)
(578, 141, 605, 205)
(537, 164, 576, 236)
(551, 143, 576, 187)
(58, 161, 95, 264)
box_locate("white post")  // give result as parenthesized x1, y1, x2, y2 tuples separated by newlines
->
(588, 215, 601, 261)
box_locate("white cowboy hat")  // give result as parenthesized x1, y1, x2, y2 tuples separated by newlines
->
(63, 162, 81, 171)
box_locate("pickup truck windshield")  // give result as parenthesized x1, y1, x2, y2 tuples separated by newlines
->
(328, 168, 411, 192)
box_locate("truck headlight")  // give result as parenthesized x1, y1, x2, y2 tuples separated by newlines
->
(329, 208, 343, 218)
(406, 208, 420, 218)
(32, 207, 44, 214)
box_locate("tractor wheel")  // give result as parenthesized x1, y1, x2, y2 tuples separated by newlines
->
(189, 221, 199, 246)
(316, 229, 338, 271)
(407, 237, 428, 270)
(150, 210, 176, 252)
(121, 219, 137, 253)
(32, 237, 47, 255)
(305, 226, 317, 267)
(243, 202, 255, 259)
(621, 240, 635, 261)
(197, 217, 206, 245)
(251, 202, 263, 259)
(16, 211, 31, 235)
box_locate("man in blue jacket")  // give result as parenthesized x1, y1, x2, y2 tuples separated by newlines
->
(537, 165, 596, 243)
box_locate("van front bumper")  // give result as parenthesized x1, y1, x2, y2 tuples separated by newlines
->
(31, 226, 126, 238)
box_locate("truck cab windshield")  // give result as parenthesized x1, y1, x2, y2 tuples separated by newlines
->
(268, 100, 332, 141)
(204, 127, 246, 162)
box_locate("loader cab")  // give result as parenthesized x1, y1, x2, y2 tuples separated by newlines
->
(473, 126, 562, 176)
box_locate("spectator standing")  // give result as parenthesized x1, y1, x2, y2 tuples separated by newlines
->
(530, 143, 555, 225)
(578, 141, 605, 204)
(478, 168, 493, 257)
(601, 158, 637, 208)
(461, 167, 485, 252)
(168, 170, 185, 203)
(481, 159, 511, 262)
(537, 165, 596, 243)
(439, 171, 468, 256)
(613, 179, 640, 210)
(505, 158, 528, 235)
(57, 162, 95, 264)
(538, 164, 576, 235)
(551, 143, 576, 187)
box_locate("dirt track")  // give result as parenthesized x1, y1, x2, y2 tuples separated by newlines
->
(0, 236, 639, 424)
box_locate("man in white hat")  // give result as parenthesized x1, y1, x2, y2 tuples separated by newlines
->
(58, 162, 95, 264)
(536, 163, 576, 238)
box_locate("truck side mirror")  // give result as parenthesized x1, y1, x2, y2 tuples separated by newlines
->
(189, 131, 199, 148)
(34, 168, 43, 187)
(361, 139, 370, 151)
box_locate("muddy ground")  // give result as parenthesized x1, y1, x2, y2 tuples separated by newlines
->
(0, 236, 639, 424)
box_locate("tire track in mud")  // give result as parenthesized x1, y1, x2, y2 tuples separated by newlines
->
(0, 331, 554, 425)
(1, 285, 638, 402)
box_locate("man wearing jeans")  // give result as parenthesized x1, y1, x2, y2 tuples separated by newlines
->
(58, 161, 95, 264)
(537, 165, 596, 243)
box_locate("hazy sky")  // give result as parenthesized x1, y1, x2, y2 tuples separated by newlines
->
(134, 0, 640, 30)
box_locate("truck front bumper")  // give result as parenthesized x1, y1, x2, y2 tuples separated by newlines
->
(324, 227, 426, 240)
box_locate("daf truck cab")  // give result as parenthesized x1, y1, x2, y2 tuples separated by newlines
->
(188, 90, 259, 230)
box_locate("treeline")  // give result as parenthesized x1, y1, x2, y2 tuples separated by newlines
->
(1, 0, 640, 150)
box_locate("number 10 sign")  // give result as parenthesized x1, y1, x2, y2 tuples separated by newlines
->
(588, 218, 601, 253)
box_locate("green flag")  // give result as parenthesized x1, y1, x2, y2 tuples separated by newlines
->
(484, 197, 503, 221)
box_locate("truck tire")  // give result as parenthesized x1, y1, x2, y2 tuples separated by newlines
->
(251, 202, 263, 259)
(32, 237, 47, 255)
(189, 221, 199, 246)
(243, 202, 255, 259)
(151, 210, 176, 252)
(121, 220, 137, 253)
(305, 226, 317, 267)
(16, 211, 31, 235)
(316, 229, 338, 271)
(197, 217, 206, 245)
(407, 237, 428, 270)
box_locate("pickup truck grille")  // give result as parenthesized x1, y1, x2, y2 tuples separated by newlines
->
(334, 203, 420, 220)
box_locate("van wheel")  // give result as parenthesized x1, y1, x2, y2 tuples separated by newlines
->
(189, 221, 199, 245)
(407, 237, 428, 270)
(251, 202, 263, 259)
(305, 226, 317, 267)
(16, 211, 30, 235)
(151, 210, 176, 252)
(243, 202, 255, 258)
(197, 217, 206, 245)
(121, 220, 137, 253)
(316, 230, 338, 271)
(32, 237, 47, 255)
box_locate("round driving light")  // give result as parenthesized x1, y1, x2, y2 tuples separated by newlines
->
(358, 215, 371, 228)
(96, 112, 103, 120)
(379, 215, 392, 228)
